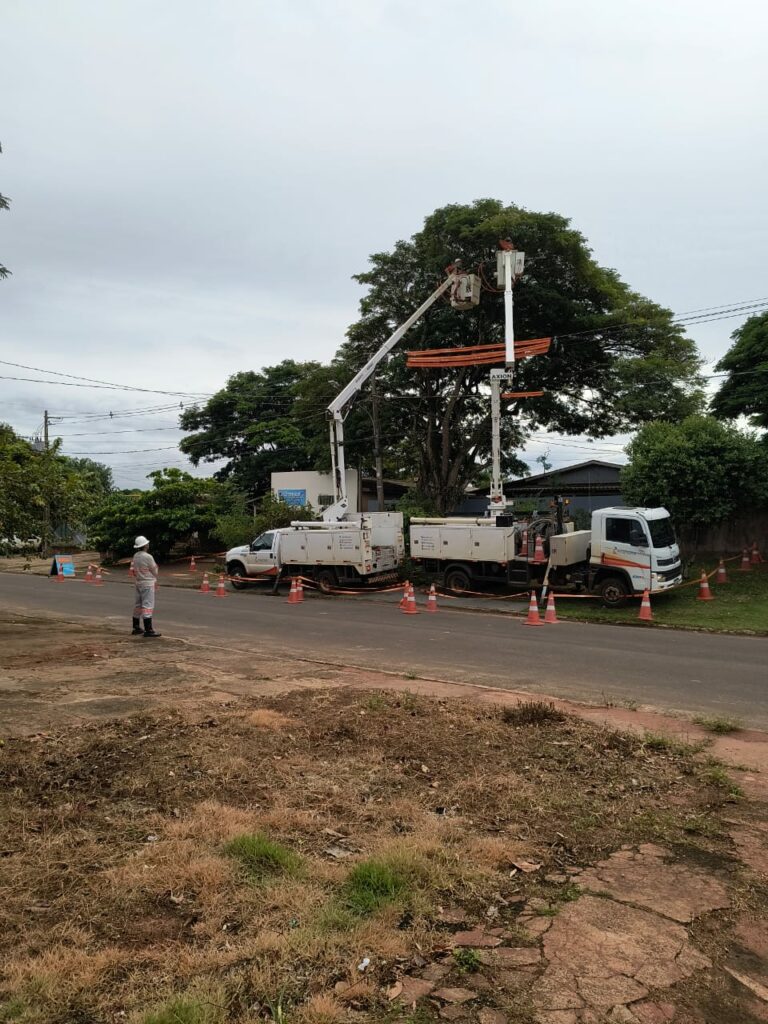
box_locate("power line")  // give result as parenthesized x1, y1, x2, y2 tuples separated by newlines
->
(0, 359, 212, 398)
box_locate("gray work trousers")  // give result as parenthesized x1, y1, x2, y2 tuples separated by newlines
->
(133, 580, 156, 618)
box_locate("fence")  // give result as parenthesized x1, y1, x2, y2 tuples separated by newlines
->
(678, 513, 768, 554)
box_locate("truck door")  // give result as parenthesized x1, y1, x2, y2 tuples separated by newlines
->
(246, 531, 278, 576)
(601, 515, 651, 594)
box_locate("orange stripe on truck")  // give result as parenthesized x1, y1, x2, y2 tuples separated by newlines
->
(601, 554, 649, 570)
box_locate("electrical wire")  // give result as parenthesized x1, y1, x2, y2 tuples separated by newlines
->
(0, 359, 212, 397)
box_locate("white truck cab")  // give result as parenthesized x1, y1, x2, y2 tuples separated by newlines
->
(587, 507, 682, 603)
(226, 531, 281, 587)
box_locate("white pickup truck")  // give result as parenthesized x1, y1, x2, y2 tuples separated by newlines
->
(225, 512, 404, 593)
(409, 506, 682, 606)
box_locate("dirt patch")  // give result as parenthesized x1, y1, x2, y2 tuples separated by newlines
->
(1, 679, 767, 1024)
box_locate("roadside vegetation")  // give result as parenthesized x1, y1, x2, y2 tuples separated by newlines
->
(556, 560, 768, 634)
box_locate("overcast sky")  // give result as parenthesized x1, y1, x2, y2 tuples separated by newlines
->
(1, 0, 766, 487)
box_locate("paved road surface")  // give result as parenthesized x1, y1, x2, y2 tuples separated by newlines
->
(2, 573, 766, 726)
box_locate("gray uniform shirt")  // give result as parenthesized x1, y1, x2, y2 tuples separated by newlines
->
(131, 550, 158, 582)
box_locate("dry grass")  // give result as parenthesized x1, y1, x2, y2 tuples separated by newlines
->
(0, 688, 749, 1023)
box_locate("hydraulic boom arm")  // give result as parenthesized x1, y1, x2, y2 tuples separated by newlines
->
(323, 272, 459, 521)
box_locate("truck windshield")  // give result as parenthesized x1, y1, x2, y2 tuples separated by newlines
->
(648, 518, 676, 548)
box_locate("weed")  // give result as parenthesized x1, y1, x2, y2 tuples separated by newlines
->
(698, 764, 744, 797)
(314, 903, 357, 933)
(143, 997, 223, 1024)
(693, 715, 742, 735)
(403, 671, 418, 681)
(223, 832, 303, 881)
(642, 732, 709, 756)
(503, 701, 565, 727)
(264, 990, 290, 1024)
(0, 999, 27, 1023)
(622, 699, 639, 711)
(341, 857, 414, 916)
(555, 883, 581, 904)
(453, 947, 482, 972)
(364, 693, 387, 711)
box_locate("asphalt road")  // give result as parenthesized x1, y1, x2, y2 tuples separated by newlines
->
(2, 573, 767, 726)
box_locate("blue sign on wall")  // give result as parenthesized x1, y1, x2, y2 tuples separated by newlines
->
(278, 488, 307, 507)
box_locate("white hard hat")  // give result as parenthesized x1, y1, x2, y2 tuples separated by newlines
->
(134, 535, 150, 549)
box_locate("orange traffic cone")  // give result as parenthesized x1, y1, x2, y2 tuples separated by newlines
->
(214, 573, 227, 597)
(56, 560, 65, 583)
(532, 534, 546, 564)
(523, 591, 545, 626)
(399, 580, 410, 609)
(740, 548, 751, 572)
(750, 542, 762, 565)
(425, 583, 438, 612)
(402, 583, 419, 615)
(287, 577, 302, 605)
(190, 555, 197, 572)
(84, 564, 94, 584)
(93, 567, 104, 587)
(296, 577, 305, 603)
(638, 589, 652, 621)
(697, 570, 714, 601)
(543, 591, 559, 623)
(521, 529, 529, 560)
(716, 559, 728, 584)
(199, 572, 210, 594)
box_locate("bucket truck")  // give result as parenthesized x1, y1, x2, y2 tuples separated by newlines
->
(226, 264, 482, 592)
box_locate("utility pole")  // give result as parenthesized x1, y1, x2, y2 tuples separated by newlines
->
(370, 375, 385, 511)
(42, 410, 50, 557)
(488, 246, 525, 517)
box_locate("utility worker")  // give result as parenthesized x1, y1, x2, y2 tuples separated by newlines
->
(130, 535, 161, 638)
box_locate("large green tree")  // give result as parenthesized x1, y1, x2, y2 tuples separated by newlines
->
(622, 416, 768, 532)
(341, 200, 703, 511)
(87, 468, 226, 560)
(178, 361, 328, 496)
(0, 425, 112, 548)
(711, 311, 768, 430)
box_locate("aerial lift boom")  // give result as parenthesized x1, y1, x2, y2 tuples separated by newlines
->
(323, 269, 467, 522)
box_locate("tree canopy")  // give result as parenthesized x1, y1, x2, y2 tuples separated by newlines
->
(711, 311, 768, 430)
(178, 200, 704, 513)
(87, 468, 226, 560)
(341, 200, 703, 512)
(178, 362, 324, 495)
(0, 425, 112, 548)
(621, 415, 768, 530)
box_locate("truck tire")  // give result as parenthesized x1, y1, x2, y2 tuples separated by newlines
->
(444, 565, 472, 594)
(313, 568, 337, 594)
(227, 561, 248, 590)
(598, 575, 629, 608)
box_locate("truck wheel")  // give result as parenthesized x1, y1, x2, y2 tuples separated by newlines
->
(227, 561, 248, 590)
(598, 576, 629, 608)
(444, 566, 472, 593)
(314, 568, 337, 594)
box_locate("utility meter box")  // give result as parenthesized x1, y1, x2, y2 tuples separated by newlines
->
(450, 273, 481, 309)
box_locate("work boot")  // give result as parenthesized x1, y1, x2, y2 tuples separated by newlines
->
(131, 617, 143, 636)
(142, 617, 162, 638)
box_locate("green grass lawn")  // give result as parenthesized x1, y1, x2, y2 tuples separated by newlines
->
(554, 560, 768, 634)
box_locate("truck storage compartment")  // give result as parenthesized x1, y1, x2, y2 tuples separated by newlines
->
(548, 530, 591, 567)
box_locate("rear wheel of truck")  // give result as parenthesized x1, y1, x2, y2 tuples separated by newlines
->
(444, 565, 472, 593)
(598, 576, 629, 608)
(227, 562, 248, 590)
(313, 568, 337, 594)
